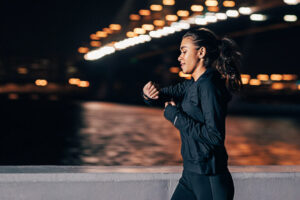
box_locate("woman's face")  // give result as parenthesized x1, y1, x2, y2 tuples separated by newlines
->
(178, 37, 199, 74)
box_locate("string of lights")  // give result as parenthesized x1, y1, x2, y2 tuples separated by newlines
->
(79, 0, 298, 62)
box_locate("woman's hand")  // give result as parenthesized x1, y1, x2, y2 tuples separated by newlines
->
(143, 81, 159, 100)
(165, 100, 176, 108)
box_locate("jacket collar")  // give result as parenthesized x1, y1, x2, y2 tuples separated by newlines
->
(192, 67, 215, 82)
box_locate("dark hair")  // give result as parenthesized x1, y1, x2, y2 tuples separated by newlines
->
(183, 28, 243, 92)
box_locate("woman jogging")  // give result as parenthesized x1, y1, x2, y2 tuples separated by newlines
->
(142, 28, 242, 200)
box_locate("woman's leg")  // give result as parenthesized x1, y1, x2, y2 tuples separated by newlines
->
(208, 171, 235, 200)
(171, 171, 197, 200)
(186, 170, 234, 200)
(187, 171, 214, 200)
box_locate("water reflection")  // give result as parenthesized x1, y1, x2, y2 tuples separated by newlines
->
(79, 102, 182, 165)
(79, 102, 300, 166)
(0, 101, 299, 165)
(226, 116, 300, 165)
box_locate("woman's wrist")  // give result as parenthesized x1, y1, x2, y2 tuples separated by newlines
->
(143, 93, 151, 100)
(164, 104, 178, 123)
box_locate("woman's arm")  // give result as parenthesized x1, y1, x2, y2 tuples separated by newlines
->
(141, 81, 168, 107)
(141, 91, 167, 107)
(159, 79, 192, 99)
(142, 80, 192, 106)
(163, 80, 226, 146)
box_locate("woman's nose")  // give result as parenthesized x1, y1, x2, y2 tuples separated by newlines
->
(178, 55, 182, 62)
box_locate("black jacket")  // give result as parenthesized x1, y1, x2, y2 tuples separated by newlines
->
(143, 67, 232, 175)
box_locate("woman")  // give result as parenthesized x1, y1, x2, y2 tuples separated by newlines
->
(142, 28, 242, 200)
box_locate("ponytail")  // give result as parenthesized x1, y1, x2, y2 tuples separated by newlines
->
(216, 37, 243, 93)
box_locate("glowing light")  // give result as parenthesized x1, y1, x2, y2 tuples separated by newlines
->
(171, 22, 181, 31)
(139, 9, 151, 16)
(134, 28, 146, 35)
(114, 35, 151, 50)
(191, 5, 203, 12)
(250, 14, 267, 21)
(241, 77, 250, 84)
(84, 46, 116, 61)
(35, 79, 48, 87)
(140, 35, 151, 42)
(163, 0, 175, 6)
(90, 34, 100, 40)
(207, 6, 219, 12)
(149, 30, 163, 38)
(216, 13, 227, 20)
(272, 83, 284, 90)
(270, 74, 283, 81)
(179, 71, 192, 79)
(171, 21, 190, 31)
(177, 10, 189, 17)
(90, 41, 101, 47)
(223, 1, 235, 7)
(241, 74, 250, 84)
(195, 16, 207, 25)
(241, 74, 251, 79)
(257, 74, 269, 81)
(185, 17, 196, 24)
(226, 10, 239, 17)
(205, 13, 218, 23)
(109, 24, 121, 31)
(284, 15, 298, 22)
(283, 74, 297, 81)
(96, 31, 108, 38)
(126, 31, 137, 38)
(78, 81, 90, 88)
(130, 14, 141, 21)
(149, 27, 175, 38)
(166, 15, 178, 21)
(142, 24, 155, 31)
(249, 79, 261, 86)
(283, 0, 300, 5)
(17, 67, 28, 74)
(8, 93, 19, 100)
(153, 20, 165, 26)
(69, 78, 81, 85)
(205, 0, 218, 7)
(78, 47, 89, 54)
(169, 67, 180, 73)
(298, 84, 300, 90)
(163, 26, 175, 34)
(103, 28, 113, 34)
(239, 7, 252, 15)
(150, 4, 163, 11)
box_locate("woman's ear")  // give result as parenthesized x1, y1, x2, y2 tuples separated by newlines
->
(197, 47, 206, 59)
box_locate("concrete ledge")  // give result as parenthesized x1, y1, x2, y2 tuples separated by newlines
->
(0, 166, 299, 200)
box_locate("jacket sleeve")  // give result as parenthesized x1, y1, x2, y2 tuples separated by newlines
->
(142, 79, 191, 107)
(163, 81, 226, 146)
(141, 91, 167, 107)
(159, 79, 191, 99)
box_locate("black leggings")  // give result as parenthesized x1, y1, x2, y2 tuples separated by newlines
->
(171, 170, 234, 200)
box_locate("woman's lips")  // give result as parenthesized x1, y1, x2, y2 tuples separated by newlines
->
(180, 64, 185, 72)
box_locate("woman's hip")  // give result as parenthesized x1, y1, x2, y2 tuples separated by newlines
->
(172, 170, 234, 200)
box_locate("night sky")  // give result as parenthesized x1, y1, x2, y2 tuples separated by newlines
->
(0, 1, 133, 58)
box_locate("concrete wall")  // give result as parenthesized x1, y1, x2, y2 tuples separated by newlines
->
(0, 166, 299, 200)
